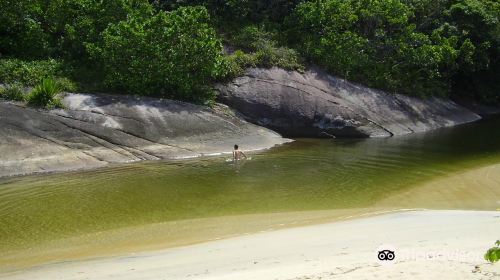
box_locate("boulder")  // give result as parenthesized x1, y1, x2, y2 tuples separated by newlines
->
(216, 67, 481, 137)
(0, 93, 289, 178)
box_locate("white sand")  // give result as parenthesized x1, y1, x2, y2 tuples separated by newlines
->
(1, 210, 499, 280)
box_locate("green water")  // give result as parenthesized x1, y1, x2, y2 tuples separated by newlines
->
(1, 117, 500, 255)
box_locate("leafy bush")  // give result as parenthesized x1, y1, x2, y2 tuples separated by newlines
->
(485, 240, 500, 263)
(55, 77, 77, 92)
(223, 50, 259, 78)
(0, 83, 26, 101)
(27, 78, 63, 109)
(255, 46, 303, 71)
(0, 59, 67, 86)
(231, 25, 277, 51)
(89, 6, 224, 103)
(223, 25, 304, 77)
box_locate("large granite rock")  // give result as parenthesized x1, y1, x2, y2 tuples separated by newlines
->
(216, 68, 481, 137)
(0, 93, 289, 177)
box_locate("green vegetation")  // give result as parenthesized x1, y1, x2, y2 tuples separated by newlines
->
(0, 0, 498, 104)
(0, 59, 67, 86)
(288, 0, 499, 100)
(485, 240, 500, 263)
(89, 6, 224, 102)
(27, 78, 63, 109)
(223, 25, 304, 78)
(0, 0, 224, 103)
(0, 83, 25, 101)
(54, 77, 77, 93)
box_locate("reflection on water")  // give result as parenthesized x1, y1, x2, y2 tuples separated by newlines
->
(0, 117, 500, 268)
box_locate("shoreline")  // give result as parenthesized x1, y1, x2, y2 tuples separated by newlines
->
(0, 95, 292, 179)
(1, 210, 499, 279)
(0, 142, 290, 181)
(2, 89, 496, 179)
(0, 207, 406, 273)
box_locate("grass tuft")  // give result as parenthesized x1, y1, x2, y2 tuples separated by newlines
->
(27, 78, 64, 109)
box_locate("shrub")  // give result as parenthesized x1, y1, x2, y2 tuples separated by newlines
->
(255, 46, 303, 71)
(223, 25, 304, 78)
(55, 77, 78, 92)
(90, 6, 225, 103)
(485, 240, 500, 263)
(0, 83, 26, 101)
(222, 50, 259, 78)
(231, 25, 277, 51)
(27, 78, 63, 109)
(0, 58, 78, 94)
(0, 59, 65, 86)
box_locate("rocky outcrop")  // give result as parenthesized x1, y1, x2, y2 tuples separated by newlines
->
(453, 97, 500, 116)
(216, 68, 481, 138)
(0, 93, 290, 178)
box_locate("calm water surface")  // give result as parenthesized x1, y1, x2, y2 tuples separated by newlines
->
(1, 117, 500, 267)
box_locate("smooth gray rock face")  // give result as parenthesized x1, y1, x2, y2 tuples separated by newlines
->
(216, 68, 481, 138)
(0, 93, 290, 178)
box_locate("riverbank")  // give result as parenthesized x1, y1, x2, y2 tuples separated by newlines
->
(0, 93, 290, 178)
(1, 68, 490, 178)
(1, 210, 498, 280)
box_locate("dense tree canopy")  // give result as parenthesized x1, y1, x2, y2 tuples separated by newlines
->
(288, 0, 499, 100)
(289, 0, 458, 96)
(0, 0, 225, 102)
(0, 0, 498, 103)
(89, 6, 224, 101)
(0, 0, 151, 59)
(151, 0, 303, 23)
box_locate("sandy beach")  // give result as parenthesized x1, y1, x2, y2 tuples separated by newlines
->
(1, 210, 498, 280)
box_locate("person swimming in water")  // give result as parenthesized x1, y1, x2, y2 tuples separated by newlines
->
(232, 144, 247, 162)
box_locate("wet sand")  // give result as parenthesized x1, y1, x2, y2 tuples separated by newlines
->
(0, 208, 390, 272)
(1, 210, 499, 280)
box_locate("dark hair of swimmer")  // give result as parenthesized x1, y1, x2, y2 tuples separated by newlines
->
(234, 144, 238, 150)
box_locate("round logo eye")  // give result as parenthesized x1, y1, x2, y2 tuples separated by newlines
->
(376, 245, 397, 265)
